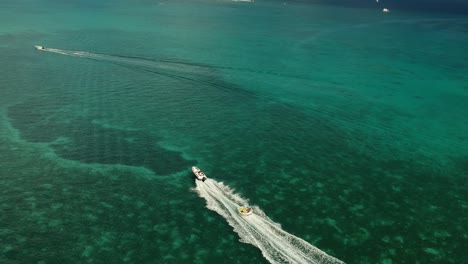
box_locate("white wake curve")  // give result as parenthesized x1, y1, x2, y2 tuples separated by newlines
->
(40, 47, 214, 75)
(194, 179, 345, 264)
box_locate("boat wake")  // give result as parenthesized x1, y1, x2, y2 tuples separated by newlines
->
(39, 47, 215, 77)
(194, 179, 345, 264)
(37, 46, 312, 83)
(37, 46, 270, 96)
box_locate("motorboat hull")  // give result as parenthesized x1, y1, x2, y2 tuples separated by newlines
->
(192, 166, 207, 182)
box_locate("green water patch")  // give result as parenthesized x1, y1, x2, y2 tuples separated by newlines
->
(1, 112, 213, 263)
(0, 133, 263, 263)
(7, 99, 193, 175)
(1, 4, 468, 263)
(189, 100, 468, 263)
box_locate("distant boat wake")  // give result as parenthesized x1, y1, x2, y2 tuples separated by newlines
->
(40, 47, 214, 77)
(38, 46, 312, 83)
(194, 179, 345, 264)
(36, 46, 295, 105)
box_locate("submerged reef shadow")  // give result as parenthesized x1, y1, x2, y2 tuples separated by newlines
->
(7, 99, 193, 175)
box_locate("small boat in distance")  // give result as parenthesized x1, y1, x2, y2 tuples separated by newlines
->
(383, 8, 390, 12)
(238, 206, 253, 216)
(192, 166, 207, 182)
(35, 45, 45, 50)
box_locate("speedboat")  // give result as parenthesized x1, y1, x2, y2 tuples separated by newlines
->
(238, 206, 253, 216)
(192, 166, 207, 182)
(35, 45, 45, 50)
(382, 8, 390, 12)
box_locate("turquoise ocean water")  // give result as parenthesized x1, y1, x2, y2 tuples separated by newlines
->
(1, 0, 467, 263)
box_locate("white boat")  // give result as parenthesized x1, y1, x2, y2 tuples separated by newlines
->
(35, 45, 45, 50)
(238, 206, 253, 216)
(192, 166, 207, 182)
(383, 8, 390, 12)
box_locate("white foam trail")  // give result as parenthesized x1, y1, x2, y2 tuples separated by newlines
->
(40, 47, 213, 75)
(194, 179, 345, 264)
